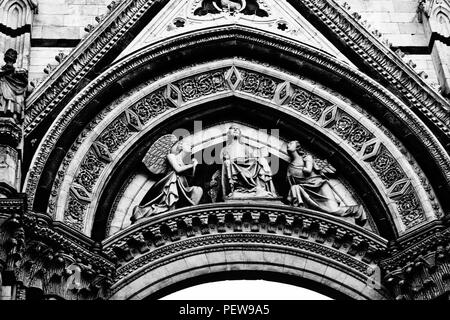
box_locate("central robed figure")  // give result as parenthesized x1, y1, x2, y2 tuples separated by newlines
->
(221, 125, 278, 200)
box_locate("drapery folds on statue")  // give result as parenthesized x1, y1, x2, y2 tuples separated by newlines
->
(286, 141, 367, 226)
(221, 125, 277, 200)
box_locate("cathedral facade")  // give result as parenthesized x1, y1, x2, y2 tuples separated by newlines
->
(0, 0, 450, 300)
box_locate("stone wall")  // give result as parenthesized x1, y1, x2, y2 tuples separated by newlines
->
(338, 0, 439, 86)
(29, 0, 110, 81)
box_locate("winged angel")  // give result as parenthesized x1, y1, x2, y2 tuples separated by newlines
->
(286, 141, 367, 226)
(131, 135, 203, 223)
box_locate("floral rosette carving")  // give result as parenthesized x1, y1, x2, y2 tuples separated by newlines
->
(132, 91, 167, 124)
(179, 78, 198, 101)
(381, 166, 405, 188)
(349, 127, 370, 151)
(290, 90, 309, 113)
(257, 78, 277, 99)
(334, 116, 354, 139)
(75, 151, 105, 192)
(241, 72, 260, 93)
(307, 96, 326, 121)
(373, 152, 394, 173)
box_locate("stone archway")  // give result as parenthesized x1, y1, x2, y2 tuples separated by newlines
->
(8, 24, 448, 301)
(105, 203, 389, 300)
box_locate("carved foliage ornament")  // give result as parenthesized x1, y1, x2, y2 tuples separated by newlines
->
(25, 27, 450, 221)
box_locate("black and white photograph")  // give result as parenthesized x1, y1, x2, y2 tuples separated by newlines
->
(0, 0, 449, 309)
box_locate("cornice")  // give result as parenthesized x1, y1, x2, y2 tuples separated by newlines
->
(380, 221, 450, 271)
(23, 211, 115, 274)
(102, 203, 388, 290)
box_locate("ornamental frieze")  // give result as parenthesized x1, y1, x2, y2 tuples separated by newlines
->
(175, 69, 229, 102)
(56, 64, 434, 234)
(289, 88, 331, 122)
(330, 112, 374, 152)
(130, 89, 169, 124)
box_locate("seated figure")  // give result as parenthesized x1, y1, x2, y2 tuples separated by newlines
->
(286, 141, 367, 226)
(221, 125, 277, 200)
(132, 135, 203, 223)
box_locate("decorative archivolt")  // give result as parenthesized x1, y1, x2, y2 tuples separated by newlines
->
(43, 60, 441, 238)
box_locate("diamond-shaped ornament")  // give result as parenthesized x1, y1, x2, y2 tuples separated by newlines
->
(125, 109, 143, 131)
(274, 82, 293, 105)
(92, 141, 112, 163)
(71, 183, 91, 203)
(360, 139, 382, 161)
(387, 179, 411, 198)
(166, 84, 183, 108)
(225, 67, 243, 91)
(319, 105, 338, 127)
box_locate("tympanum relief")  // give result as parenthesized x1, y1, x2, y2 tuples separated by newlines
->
(132, 135, 203, 223)
(130, 124, 369, 230)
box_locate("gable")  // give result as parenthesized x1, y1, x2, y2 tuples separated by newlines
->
(115, 0, 356, 68)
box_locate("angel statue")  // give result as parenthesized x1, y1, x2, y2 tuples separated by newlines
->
(221, 125, 277, 200)
(131, 135, 203, 223)
(286, 141, 367, 226)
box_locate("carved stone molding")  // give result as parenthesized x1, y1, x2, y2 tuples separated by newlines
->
(286, 0, 450, 137)
(381, 222, 450, 300)
(1, 206, 116, 299)
(101, 203, 388, 297)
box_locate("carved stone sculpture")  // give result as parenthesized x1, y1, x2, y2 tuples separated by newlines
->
(0, 49, 28, 122)
(131, 135, 203, 223)
(221, 125, 277, 200)
(194, 0, 268, 17)
(286, 141, 367, 226)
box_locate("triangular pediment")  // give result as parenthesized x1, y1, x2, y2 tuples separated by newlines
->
(115, 0, 355, 67)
